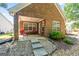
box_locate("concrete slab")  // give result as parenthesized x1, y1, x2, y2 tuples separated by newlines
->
(33, 47, 48, 56)
(32, 43, 43, 49)
(31, 39, 39, 42)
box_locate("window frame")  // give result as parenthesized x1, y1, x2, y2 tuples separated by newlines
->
(23, 22, 37, 32)
(52, 20, 61, 31)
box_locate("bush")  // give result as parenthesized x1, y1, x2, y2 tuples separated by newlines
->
(49, 31, 65, 40)
(63, 37, 74, 45)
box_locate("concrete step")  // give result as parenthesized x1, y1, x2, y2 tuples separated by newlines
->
(31, 39, 48, 56)
(32, 43, 43, 49)
(33, 47, 48, 56)
(31, 39, 39, 42)
(31, 39, 40, 44)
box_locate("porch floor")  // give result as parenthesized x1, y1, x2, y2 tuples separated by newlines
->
(19, 35, 48, 41)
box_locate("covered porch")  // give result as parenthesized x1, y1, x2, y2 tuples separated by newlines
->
(19, 15, 46, 35)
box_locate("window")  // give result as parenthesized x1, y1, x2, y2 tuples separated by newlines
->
(32, 23, 37, 31)
(52, 21, 60, 31)
(28, 23, 32, 31)
(24, 22, 29, 31)
(24, 22, 37, 32)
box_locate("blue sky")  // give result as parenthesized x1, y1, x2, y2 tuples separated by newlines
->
(7, 3, 17, 9)
(0, 3, 17, 24)
(59, 3, 65, 10)
(0, 3, 64, 24)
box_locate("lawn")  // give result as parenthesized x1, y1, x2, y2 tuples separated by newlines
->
(0, 33, 14, 39)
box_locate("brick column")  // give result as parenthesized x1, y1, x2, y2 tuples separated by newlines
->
(14, 13, 19, 41)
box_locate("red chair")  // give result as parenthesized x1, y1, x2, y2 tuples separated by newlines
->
(20, 28, 24, 35)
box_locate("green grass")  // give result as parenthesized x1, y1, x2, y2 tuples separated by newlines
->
(0, 33, 14, 39)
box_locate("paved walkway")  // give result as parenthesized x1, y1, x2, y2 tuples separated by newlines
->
(0, 35, 56, 56)
(19, 35, 56, 56)
(19, 35, 48, 41)
(8, 40, 33, 56)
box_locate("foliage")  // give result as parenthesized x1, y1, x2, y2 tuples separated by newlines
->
(64, 3, 79, 21)
(49, 31, 65, 40)
(63, 37, 74, 45)
(0, 3, 7, 8)
(72, 22, 79, 29)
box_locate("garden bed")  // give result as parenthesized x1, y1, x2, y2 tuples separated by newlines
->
(52, 36, 78, 56)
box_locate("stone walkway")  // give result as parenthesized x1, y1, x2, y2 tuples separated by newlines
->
(0, 35, 56, 56)
(8, 40, 33, 56)
(19, 35, 56, 56)
(31, 39, 48, 56)
(0, 44, 9, 56)
(1, 35, 79, 56)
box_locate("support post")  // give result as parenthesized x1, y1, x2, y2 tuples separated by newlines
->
(14, 13, 19, 41)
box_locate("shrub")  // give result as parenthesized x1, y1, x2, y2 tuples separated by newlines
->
(63, 37, 74, 45)
(49, 31, 65, 40)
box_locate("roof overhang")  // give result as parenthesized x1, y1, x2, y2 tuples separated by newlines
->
(8, 3, 66, 23)
(9, 3, 31, 15)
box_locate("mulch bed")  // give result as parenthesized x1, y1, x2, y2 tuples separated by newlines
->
(54, 40, 72, 50)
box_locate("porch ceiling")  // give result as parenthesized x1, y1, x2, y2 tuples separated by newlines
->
(19, 15, 44, 23)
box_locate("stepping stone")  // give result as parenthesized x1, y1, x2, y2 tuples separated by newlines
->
(31, 39, 48, 56)
(31, 39, 39, 44)
(32, 43, 43, 49)
(33, 47, 48, 56)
